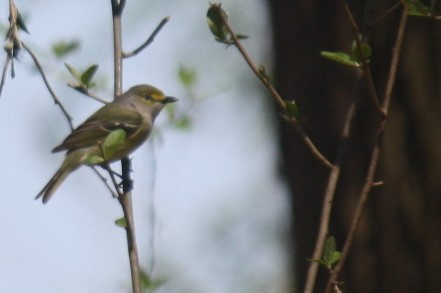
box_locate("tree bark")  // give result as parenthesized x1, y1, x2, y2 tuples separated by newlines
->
(269, 1, 441, 292)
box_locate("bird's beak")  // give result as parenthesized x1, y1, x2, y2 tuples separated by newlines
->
(162, 96, 178, 104)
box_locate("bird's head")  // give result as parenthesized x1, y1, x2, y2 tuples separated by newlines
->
(120, 84, 178, 120)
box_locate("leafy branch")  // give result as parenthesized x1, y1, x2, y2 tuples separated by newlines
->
(206, 3, 333, 170)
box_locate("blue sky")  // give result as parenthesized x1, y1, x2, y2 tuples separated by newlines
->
(0, 1, 290, 292)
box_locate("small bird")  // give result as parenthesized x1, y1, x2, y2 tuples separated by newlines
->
(36, 84, 177, 204)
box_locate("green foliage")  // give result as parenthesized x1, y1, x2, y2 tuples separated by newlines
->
(65, 63, 98, 90)
(321, 41, 372, 68)
(165, 103, 192, 130)
(401, 0, 432, 16)
(174, 116, 191, 130)
(206, 4, 230, 44)
(284, 100, 299, 119)
(52, 40, 80, 58)
(15, 9, 29, 33)
(206, 3, 248, 45)
(178, 64, 196, 88)
(308, 236, 341, 270)
(84, 154, 105, 165)
(114, 217, 127, 228)
(351, 40, 372, 64)
(139, 269, 166, 292)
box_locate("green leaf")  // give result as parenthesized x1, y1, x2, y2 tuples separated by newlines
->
(139, 269, 166, 290)
(15, 9, 29, 33)
(174, 116, 191, 130)
(52, 40, 80, 58)
(285, 100, 299, 119)
(178, 64, 196, 87)
(80, 64, 98, 88)
(401, 0, 431, 16)
(322, 236, 341, 268)
(351, 41, 372, 64)
(206, 3, 230, 44)
(65, 63, 82, 81)
(102, 128, 126, 160)
(236, 34, 249, 40)
(320, 51, 360, 67)
(84, 154, 104, 165)
(114, 217, 127, 228)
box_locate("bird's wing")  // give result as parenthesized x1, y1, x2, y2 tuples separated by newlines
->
(52, 103, 143, 152)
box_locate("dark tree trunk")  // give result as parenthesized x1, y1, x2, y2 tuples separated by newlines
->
(268, 1, 441, 292)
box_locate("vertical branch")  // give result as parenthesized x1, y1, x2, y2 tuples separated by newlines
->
(325, 7, 408, 291)
(111, 1, 141, 293)
(303, 92, 360, 293)
(112, 0, 125, 96)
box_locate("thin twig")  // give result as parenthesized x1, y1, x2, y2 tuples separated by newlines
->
(111, 0, 141, 292)
(371, 2, 401, 25)
(343, 3, 386, 117)
(92, 166, 119, 198)
(325, 7, 408, 292)
(215, 5, 333, 169)
(112, 0, 124, 96)
(303, 93, 360, 293)
(0, 55, 11, 99)
(123, 16, 170, 58)
(302, 3, 406, 291)
(22, 42, 74, 130)
(67, 83, 109, 104)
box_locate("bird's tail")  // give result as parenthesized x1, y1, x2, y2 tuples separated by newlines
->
(35, 167, 71, 204)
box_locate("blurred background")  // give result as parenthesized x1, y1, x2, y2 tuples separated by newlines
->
(0, 0, 291, 292)
(2, 1, 441, 293)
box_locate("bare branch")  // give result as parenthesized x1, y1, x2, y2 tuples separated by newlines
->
(22, 42, 74, 130)
(123, 16, 170, 58)
(92, 166, 119, 198)
(0, 56, 12, 99)
(66, 83, 109, 104)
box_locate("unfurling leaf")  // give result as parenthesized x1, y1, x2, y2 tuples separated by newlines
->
(307, 236, 341, 270)
(285, 100, 299, 119)
(320, 51, 360, 67)
(139, 269, 166, 290)
(15, 9, 29, 33)
(174, 116, 192, 130)
(65, 63, 99, 90)
(322, 236, 341, 268)
(401, 0, 432, 16)
(351, 41, 372, 64)
(80, 64, 98, 88)
(65, 63, 82, 81)
(207, 3, 230, 44)
(114, 217, 127, 228)
(178, 64, 197, 87)
(52, 40, 80, 58)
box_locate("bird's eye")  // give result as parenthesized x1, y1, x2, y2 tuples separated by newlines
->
(144, 94, 152, 101)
